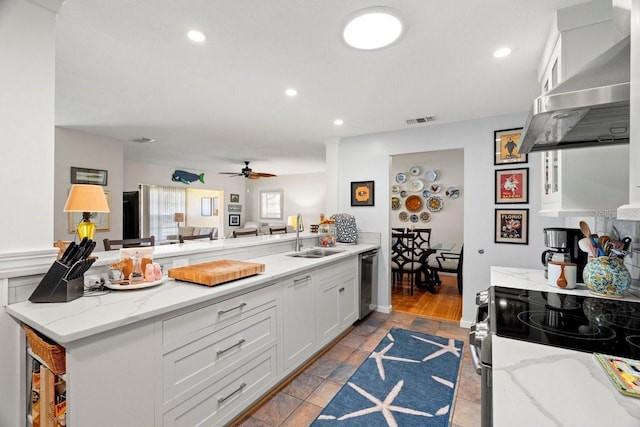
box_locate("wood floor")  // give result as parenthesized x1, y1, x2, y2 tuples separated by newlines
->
(391, 273, 462, 321)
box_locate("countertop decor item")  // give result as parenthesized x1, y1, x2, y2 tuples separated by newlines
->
(168, 259, 265, 287)
(311, 328, 463, 427)
(405, 195, 422, 212)
(583, 256, 631, 297)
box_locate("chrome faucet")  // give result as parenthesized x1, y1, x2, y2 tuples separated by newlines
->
(295, 213, 302, 252)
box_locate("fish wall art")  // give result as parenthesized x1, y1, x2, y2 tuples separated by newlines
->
(172, 170, 205, 185)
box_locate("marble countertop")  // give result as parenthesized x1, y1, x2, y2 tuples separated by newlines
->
(7, 243, 377, 344)
(491, 266, 640, 426)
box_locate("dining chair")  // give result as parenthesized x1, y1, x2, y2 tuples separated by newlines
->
(232, 228, 259, 238)
(390, 232, 423, 296)
(269, 226, 288, 234)
(103, 236, 155, 251)
(430, 245, 464, 294)
(178, 232, 214, 243)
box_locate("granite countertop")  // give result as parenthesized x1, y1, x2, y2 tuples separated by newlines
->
(7, 243, 377, 344)
(491, 266, 640, 426)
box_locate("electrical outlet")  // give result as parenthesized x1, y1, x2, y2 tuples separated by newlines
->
(172, 258, 189, 268)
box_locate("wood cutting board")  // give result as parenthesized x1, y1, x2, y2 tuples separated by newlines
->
(168, 260, 265, 287)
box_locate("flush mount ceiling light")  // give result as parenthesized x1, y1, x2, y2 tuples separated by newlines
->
(285, 88, 298, 97)
(187, 30, 206, 42)
(334, 119, 344, 126)
(493, 47, 511, 58)
(341, 7, 406, 50)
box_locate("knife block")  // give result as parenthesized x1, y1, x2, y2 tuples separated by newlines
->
(29, 260, 84, 303)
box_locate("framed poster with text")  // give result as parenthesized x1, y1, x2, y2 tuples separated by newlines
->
(495, 208, 528, 244)
(495, 168, 529, 204)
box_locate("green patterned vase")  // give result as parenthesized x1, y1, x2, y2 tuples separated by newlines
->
(583, 256, 631, 298)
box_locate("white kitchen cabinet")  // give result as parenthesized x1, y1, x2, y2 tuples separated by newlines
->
(281, 273, 315, 374)
(537, 1, 628, 216)
(314, 258, 358, 348)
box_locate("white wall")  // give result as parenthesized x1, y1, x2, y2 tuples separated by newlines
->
(335, 113, 565, 325)
(54, 127, 124, 242)
(390, 149, 464, 247)
(246, 172, 326, 231)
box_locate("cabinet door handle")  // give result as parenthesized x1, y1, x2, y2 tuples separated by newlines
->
(217, 338, 246, 355)
(218, 382, 247, 403)
(294, 275, 311, 285)
(339, 287, 345, 292)
(218, 302, 247, 315)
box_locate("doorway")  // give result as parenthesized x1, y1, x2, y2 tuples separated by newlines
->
(390, 149, 464, 321)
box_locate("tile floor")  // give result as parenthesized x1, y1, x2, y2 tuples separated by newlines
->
(235, 311, 481, 426)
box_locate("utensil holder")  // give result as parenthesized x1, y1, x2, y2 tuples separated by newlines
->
(583, 256, 631, 298)
(29, 260, 84, 303)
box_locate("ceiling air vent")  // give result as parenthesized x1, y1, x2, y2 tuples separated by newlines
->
(130, 137, 156, 143)
(406, 116, 437, 125)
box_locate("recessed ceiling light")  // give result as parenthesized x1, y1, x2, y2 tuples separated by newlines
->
(187, 30, 206, 43)
(341, 7, 406, 50)
(285, 88, 298, 97)
(493, 47, 511, 58)
(334, 119, 344, 126)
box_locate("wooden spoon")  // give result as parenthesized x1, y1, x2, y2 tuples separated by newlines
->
(556, 264, 567, 288)
(579, 221, 592, 239)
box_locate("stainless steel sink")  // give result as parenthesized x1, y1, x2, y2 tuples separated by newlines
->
(287, 248, 345, 258)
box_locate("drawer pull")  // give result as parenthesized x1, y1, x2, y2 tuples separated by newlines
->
(217, 338, 246, 355)
(339, 287, 345, 292)
(294, 276, 311, 285)
(218, 382, 246, 403)
(218, 302, 247, 315)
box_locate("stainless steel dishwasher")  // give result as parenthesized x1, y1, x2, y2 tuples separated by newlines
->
(358, 249, 379, 320)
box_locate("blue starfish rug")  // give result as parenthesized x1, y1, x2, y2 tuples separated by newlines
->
(311, 327, 464, 426)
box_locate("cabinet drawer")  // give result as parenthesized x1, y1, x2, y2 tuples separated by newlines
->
(161, 284, 277, 352)
(163, 305, 277, 408)
(162, 345, 278, 427)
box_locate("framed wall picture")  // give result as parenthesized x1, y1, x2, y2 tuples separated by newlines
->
(495, 208, 529, 244)
(70, 167, 108, 186)
(495, 168, 529, 204)
(228, 204, 242, 212)
(229, 214, 240, 226)
(68, 191, 111, 233)
(230, 193, 240, 203)
(201, 197, 212, 216)
(494, 128, 527, 165)
(351, 181, 375, 206)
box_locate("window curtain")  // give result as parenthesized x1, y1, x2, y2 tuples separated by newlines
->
(148, 185, 186, 241)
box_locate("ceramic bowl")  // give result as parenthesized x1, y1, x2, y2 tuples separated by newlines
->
(583, 256, 631, 297)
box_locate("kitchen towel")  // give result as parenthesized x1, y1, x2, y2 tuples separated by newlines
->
(311, 327, 463, 426)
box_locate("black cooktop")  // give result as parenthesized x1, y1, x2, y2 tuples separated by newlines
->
(492, 286, 640, 359)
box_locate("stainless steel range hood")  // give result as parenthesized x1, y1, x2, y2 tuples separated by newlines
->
(519, 35, 630, 154)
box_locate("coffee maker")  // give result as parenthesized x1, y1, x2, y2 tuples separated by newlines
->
(542, 227, 588, 283)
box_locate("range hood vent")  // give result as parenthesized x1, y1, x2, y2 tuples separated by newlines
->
(519, 36, 630, 154)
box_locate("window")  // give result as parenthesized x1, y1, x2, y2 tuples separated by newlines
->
(147, 185, 186, 241)
(260, 190, 283, 220)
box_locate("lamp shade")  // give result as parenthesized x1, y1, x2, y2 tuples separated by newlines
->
(173, 212, 185, 223)
(64, 184, 110, 213)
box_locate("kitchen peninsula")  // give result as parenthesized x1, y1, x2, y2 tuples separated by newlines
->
(489, 267, 640, 426)
(7, 233, 380, 426)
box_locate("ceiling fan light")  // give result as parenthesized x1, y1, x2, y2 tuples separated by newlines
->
(341, 7, 406, 50)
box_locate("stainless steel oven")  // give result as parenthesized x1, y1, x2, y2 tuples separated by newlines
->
(470, 285, 640, 427)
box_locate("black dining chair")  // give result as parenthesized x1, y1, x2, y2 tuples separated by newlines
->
(391, 232, 424, 296)
(103, 236, 155, 251)
(430, 245, 464, 294)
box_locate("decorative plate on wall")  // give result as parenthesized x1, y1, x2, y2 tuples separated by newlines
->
(420, 212, 431, 222)
(407, 179, 424, 192)
(391, 184, 400, 194)
(409, 166, 421, 176)
(445, 186, 460, 199)
(426, 195, 444, 212)
(399, 211, 409, 221)
(400, 190, 408, 198)
(422, 189, 430, 198)
(424, 170, 438, 182)
(430, 184, 441, 193)
(396, 173, 407, 183)
(391, 197, 401, 210)
(410, 214, 419, 223)
(405, 195, 423, 212)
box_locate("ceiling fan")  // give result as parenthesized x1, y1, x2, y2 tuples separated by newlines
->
(219, 161, 276, 179)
